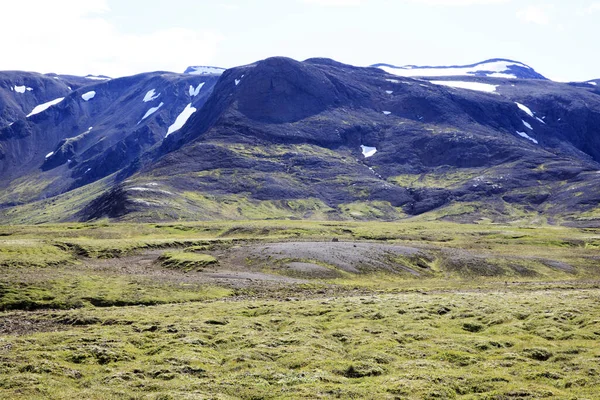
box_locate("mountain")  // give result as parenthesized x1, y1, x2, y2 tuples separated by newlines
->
(1, 57, 600, 225)
(184, 66, 226, 75)
(0, 69, 221, 208)
(372, 58, 547, 80)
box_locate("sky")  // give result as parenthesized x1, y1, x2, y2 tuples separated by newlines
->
(1, 0, 598, 81)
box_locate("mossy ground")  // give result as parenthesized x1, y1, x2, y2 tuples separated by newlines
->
(1, 220, 600, 398)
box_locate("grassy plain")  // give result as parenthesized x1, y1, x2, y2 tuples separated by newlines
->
(1, 220, 599, 399)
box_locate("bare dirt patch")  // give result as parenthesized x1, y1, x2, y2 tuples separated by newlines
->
(0, 312, 63, 336)
(240, 241, 428, 275)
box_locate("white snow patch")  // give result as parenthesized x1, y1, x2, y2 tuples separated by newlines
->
(128, 187, 173, 195)
(143, 89, 160, 102)
(67, 86, 72, 91)
(385, 79, 400, 83)
(515, 102, 534, 117)
(587, 81, 597, 86)
(386, 90, 393, 94)
(85, 75, 110, 81)
(235, 76, 244, 86)
(166, 103, 197, 137)
(522, 120, 533, 130)
(488, 72, 517, 79)
(14, 85, 33, 93)
(81, 91, 96, 101)
(536, 117, 546, 124)
(139, 102, 164, 123)
(27, 97, 65, 117)
(361, 145, 377, 158)
(430, 80, 498, 93)
(189, 82, 205, 97)
(382, 111, 391, 115)
(379, 60, 529, 78)
(45, 151, 54, 159)
(85, 168, 91, 174)
(186, 66, 225, 75)
(516, 131, 538, 144)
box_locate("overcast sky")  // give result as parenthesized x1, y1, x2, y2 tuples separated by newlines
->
(1, 0, 598, 81)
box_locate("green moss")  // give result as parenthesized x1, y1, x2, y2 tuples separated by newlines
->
(0, 176, 110, 224)
(0, 240, 75, 268)
(337, 201, 406, 220)
(389, 168, 482, 189)
(158, 251, 218, 272)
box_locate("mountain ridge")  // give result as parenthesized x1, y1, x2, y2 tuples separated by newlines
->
(372, 58, 548, 80)
(1, 56, 600, 225)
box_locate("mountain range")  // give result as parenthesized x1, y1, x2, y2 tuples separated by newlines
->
(1, 58, 599, 225)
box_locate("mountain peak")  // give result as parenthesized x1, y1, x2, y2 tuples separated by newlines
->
(372, 58, 547, 80)
(184, 66, 226, 76)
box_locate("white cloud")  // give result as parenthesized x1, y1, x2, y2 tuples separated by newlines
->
(406, 0, 510, 4)
(302, 0, 362, 5)
(587, 2, 600, 13)
(517, 5, 551, 25)
(0, 0, 222, 77)
(303, 0, 508, 5)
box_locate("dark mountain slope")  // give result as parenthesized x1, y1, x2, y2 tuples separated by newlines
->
(75, 57, 600, 223)
(0, 71, 220, 207)
(0, 71, 75, 127)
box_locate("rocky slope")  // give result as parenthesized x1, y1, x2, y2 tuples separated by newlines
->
(0, 69, 222, 207)
(1, 58, 599, 224)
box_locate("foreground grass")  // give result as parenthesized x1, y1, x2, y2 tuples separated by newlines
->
(1, 289, 600, 399)
(1, 221, 600, 398)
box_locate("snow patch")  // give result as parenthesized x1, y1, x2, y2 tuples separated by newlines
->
(385, 90, 393, 94)
(379, 60, 529, 78)
(488, 72, 517, 79)
(522, 120, 533, 130)
(361, 145, 377, 158)
(85, 75, 110, 81)
(430, 80, 498, 93)
(27, 97, 65, 117)
(127, 187, 173, 195)
(166, 103, 197, 137)
(385, 79, 400, 83)
(139, 102, 164, 123)
(14, 85, 33, 93)
(189, 82, 205, 97)
(382, 111, 391, 115)
(143, 89, 160, 102)
(81, 91, 96, 101)
(536, 117, 546, 124)
(516, 131, 538, 144)
(45, 151, 54, 159)
(186, 66, 226, 75)
(587, 81, 597, 86)
(515, 102, 534, 117)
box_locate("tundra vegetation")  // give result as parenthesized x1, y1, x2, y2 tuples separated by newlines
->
(1, 220, 599, 399)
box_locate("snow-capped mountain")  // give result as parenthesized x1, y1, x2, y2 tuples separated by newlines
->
(372, 58, 547, 80)
(184, 66, 226, 75)
(0, 70, 222, 206)
(1, 57, 600, 224)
